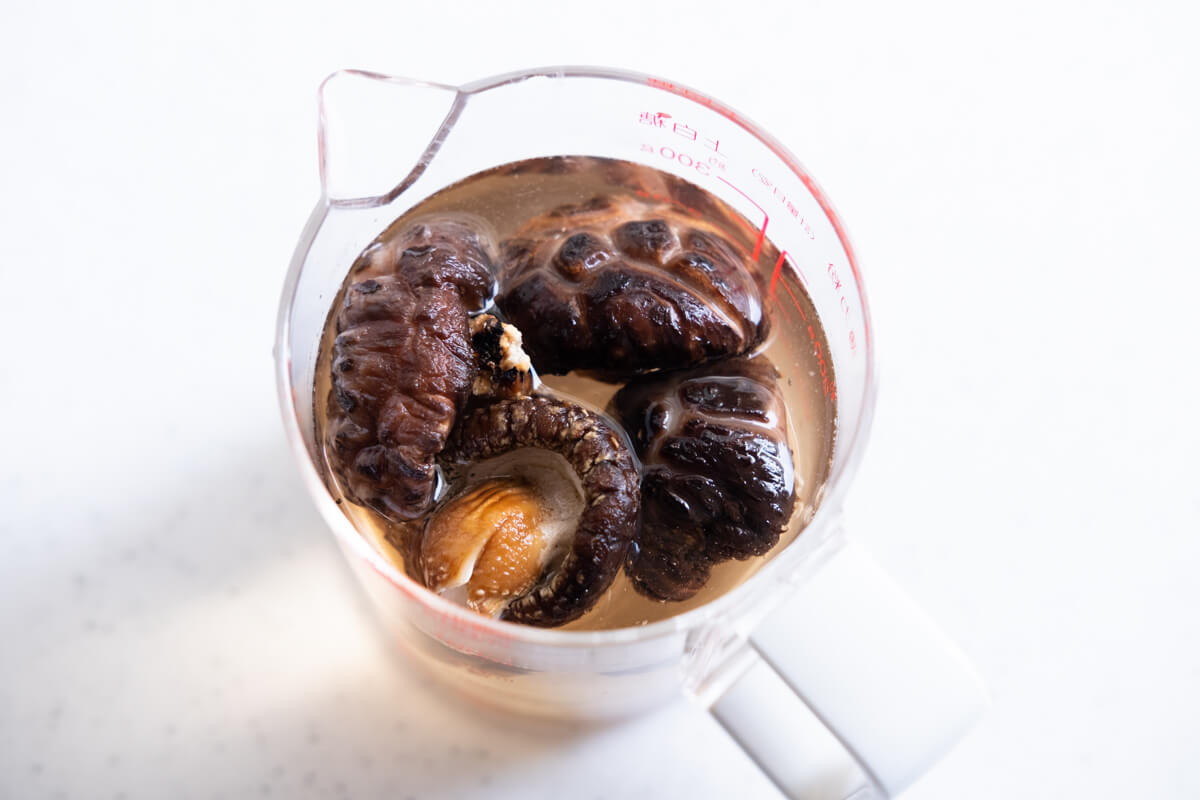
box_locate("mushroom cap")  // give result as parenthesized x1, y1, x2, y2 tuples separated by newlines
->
(496, 193, 767, 377)
(327, 216, 505, 521)
(613, 357, 796, 601)
(327, 276, 475, 520)
(353, 217, 496, 311)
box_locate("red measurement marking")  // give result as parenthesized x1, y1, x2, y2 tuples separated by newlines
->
(794, 173, 868, 355)
(644, 143, 723, 179)
(769, 275, 833, 400)
(810, 330, 835, 402)
(716, 176, 768, 261)
(769, 250, 811, 297)
(646, 72, 870, 360)
(781, 279, 809, 323)
(770, 282, 795, 325)
(769, 251, 786, 295)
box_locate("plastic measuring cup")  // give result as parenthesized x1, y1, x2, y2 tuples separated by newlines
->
(275, 67, 987, 799)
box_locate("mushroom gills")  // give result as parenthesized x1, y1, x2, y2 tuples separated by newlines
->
(421, 448, 585, 616)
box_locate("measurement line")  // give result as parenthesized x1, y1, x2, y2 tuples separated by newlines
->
(717, 175, 769, 261)
(781, 278, 808, 322)
(770, 250, 787, 295)
(771, 283, 795, 324)
(770, 251, 809, 301)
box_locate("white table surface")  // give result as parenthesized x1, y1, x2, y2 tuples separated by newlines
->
(3, 1, 1198, 798)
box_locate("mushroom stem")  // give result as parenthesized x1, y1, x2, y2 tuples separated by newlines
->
(441, 397, 641, 627)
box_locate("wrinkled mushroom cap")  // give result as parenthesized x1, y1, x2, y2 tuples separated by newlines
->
(613, 357, 796, 601)
(326, 276, 475, 520)
(353, 217, 496, 311)
(326, 217, 500, 521)
(496, 193, 768, 377)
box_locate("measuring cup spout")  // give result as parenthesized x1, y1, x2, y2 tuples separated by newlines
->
(317, 70, 462, 207)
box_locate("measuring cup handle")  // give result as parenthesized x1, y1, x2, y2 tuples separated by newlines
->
(709, 538, 988, 798)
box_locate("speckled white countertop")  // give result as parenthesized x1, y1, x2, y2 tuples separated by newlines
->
(2, 1, 1198, 798)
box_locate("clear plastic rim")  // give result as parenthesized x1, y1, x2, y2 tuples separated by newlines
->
(275, 64, 878, 649)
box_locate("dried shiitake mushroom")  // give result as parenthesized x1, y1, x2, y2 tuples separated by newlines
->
(437, 396, 641, 626)
(325, 276, 476, 520)
(495, 194, 767, 377)
(353, 217, 496, 311)
(613, 357, 796, 601)
(326, 216, 515, 522)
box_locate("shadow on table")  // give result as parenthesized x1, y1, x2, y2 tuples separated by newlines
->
(25, 429, 654, 797)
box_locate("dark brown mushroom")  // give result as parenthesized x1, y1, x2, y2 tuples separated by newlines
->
(439, 396, 641, 627)
(353, 217, 496, 310)
(325, 276, 475, 521)
(613, 357, 796, 601)
(495, 194, 767, 377)
(327, 216, 504, 521)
